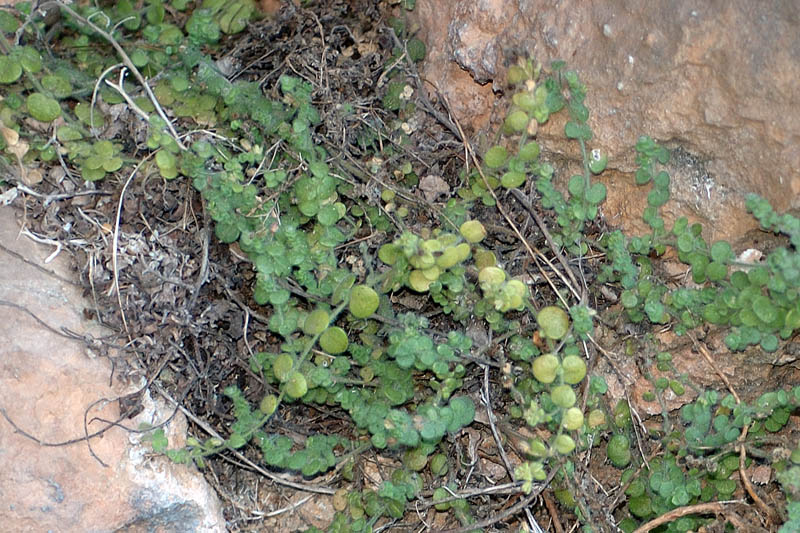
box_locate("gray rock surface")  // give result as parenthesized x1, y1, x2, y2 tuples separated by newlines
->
(0, 205, 224, 533)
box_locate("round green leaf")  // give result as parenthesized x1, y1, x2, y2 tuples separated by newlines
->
(518, 141, 540, 162)
(676, 233, 694, 253)
(26, 92, 61, 122)
(403, 448, 428, 471)
(706, 261, 727, 282)
(95, 140, 115, 157)
(562, 407, 584, 430)
(408, 270, 433, 292)
(449, 396, 475, 428)
(17, 46, 42, 73)
(588, 150, 608, 174)
(407, 37, 426, 62)
(504, 110, 529, 133)
(317, 204, 341, 226)
(81, 167, 106, 182)
(433, 487, 450, 511)
(155, 149, 176, 169)
(647, 186, 669, 207)
(436, 243, 470, 269)
(460, 220, 487, 243)
(537, 305, 570, 340)
(564, 121, 592, 141)
(760, 333, 778, 352)
(0, 56, 22, 83)
(551, 385, 576, 408)
(273, 353, 294, 382)
(532, 353, 559, 384)
(285, 371, 308, 399)
(553, 434, 576, 454)
(102, 157, 123, 172)
(378, 243, 400, 265)
(501, 170, 526, 189)
(0, 11, 20, 33)
(561, 355, 587, 384)
(41, 74, 73, 99)
(620, 290, 638, 309)
(484, 145, 508, 169)
(349, 285, 379, 318)
(430, 453, 448, 476)
(586, 182, 607, 205)
(752, 295, 777, 323)
(84, 155, 105, 170)
(56, 125, 83, 142)
(259, 394, 278, 415)
(607, 434, 632, 468)
(478, 266, 505, 286)
(303, 309, 330, 336)
(628, 495, 652, 518)
(320, 326, 349, 354)
(710, 240, 732, 263)
(567, 175, 585, 196)
(512, 91, 536, 112)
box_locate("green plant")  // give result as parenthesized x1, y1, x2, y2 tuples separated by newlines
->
(5, 2, 800, 529)
(596, 135, 800, 352)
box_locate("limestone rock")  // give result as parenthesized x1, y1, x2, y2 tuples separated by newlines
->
(0, 205, 224, 533)
(412, 0, 800, 243)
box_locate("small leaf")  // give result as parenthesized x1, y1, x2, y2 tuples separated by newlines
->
(647, 187, 669, 207)
(26, 93, 61, 122)
(607, 434, 632, 468)
(227, 433, 248, 449)
(537, 306, 570, 340)
(303, 309, 330, 336)
(531, 354, 559, 384)
(407, 37, 426, 62)
(706, 261, 727, 282)
(504, 110, 529, 133)
(285, 371, 308, 399)
(518, 141, 540, 162)
(103, 157, 123, 172)
(320, 326, 349, 354)
(553, 434, 575, 454)
(586, 182, 607, 205)
(551, 385, 577, 408)
(316, 204, 340, 226)
(501, 170, 526, 188)
(635, 167, 652, 185)
(57, 126, 83, 142)
(150, 428, 168, 452)
(561, 355, 587, 384)
(273, 353, 294, 382)
(710, 240, 732, 263)
(448, 396, 475, 430)
(17, 46, 42, 73)
(484, 145, 508, 169)
(752, 295, 777, 323)
(564, 121, 592, 140)
(349, 285, 379, 318)
(459, 220, 487, 243)
(567, 175, 585, 196)
(562, 407, 584, 430)
(588, 149, 607, 174)
(41, 74, 73, 99)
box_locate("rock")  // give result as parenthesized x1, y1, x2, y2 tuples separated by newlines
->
(0, 205, 224, 532)
(412, 0, 800, 243)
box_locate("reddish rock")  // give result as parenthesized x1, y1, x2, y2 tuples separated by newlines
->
(0, 206, 224, 532)
(412, 0, 800, 243)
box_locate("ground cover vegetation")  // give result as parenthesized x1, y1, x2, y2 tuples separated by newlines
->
(1, 1, 799, 531)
